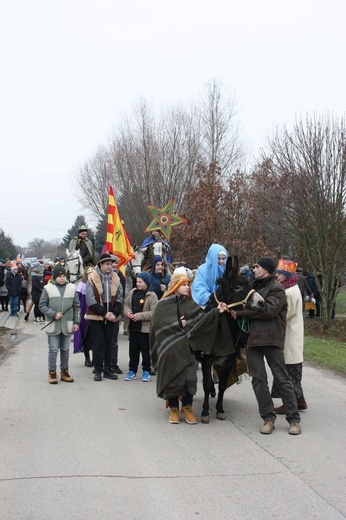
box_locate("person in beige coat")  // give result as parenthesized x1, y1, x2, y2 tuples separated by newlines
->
(123, 271, 158, 382)
(272, 258, 307, 412)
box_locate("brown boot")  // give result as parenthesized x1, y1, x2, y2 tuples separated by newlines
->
(274, 404, 287, 414)
(168, 407, 180, 424)
(297, 395, 308, 410)
(60, 369, 74, 382)
(49, 371, 58, 384)
(181, 405, 197, 424)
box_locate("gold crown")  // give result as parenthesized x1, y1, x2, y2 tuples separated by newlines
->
(277, 259, 298, 273)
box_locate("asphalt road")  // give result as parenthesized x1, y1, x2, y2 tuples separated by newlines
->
(0, 312, 345, 520)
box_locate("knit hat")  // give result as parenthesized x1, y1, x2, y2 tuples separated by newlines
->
(11, 265, 19, 273)
(163, 270, 191, 299)
(152, 256, 163, 270)
(98, 253, 113, 264)
(256, 256, 276, 274)
(136, 272, 152, 287)
(276, 258, 298, 278)
(31, 261, 44, 273)
(53, 265, 67, 280)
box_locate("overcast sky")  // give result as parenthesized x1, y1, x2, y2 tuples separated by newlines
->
(1, 0, 345, 248)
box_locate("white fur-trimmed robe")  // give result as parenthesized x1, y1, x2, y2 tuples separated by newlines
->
(283, 284, 304, 364)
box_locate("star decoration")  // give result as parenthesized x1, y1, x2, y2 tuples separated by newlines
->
(144, 198, 187, 240)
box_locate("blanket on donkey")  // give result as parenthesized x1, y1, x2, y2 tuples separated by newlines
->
(149, 295, 237, 399)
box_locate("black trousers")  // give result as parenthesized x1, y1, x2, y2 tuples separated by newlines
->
(168, 393, 193, 407)
(89, 320, 115, 372)
(128, 331, 151, 373)
(111, 320, 120, 368)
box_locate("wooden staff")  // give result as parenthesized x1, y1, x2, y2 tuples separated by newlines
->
(40, 305, 74, 330)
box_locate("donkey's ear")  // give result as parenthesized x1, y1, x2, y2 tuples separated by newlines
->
(232, 255, 239, 274)
(225, 256, 233, 276)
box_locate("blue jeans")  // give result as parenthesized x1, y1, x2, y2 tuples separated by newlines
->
(48, 334, 71, 371)
(9, 295, 19, 316)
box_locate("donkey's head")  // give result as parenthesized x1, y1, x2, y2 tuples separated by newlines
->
(216, 256, 265, 311)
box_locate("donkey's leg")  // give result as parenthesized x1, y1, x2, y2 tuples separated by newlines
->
(201, 356, 215, 424)
(216, 354, 237, 420)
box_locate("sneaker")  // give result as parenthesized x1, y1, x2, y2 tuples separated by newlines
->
(169, 407, 180, 424)
(142, 371, 151, 382)
(113, 365, 123, 374)
(288, 423, 301, 435)
(60, 369, 74, 382)
(260, 421, 275, 434)
(181, 405, 197, 424)
(34, 319, 39, 324)
(49, 371, 58, 384)
(124, 371, 137, 381)
(150, 369, 156, 376)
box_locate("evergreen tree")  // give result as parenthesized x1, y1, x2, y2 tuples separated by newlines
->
(0, 228, 17, 259)
(62, 215, 95, 248)
(94, 212, 107, 256)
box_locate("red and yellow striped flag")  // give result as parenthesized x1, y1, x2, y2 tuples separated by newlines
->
(104, 186, 135, 270)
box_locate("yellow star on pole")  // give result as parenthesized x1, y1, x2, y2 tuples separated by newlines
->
(144, 199, 186, 240)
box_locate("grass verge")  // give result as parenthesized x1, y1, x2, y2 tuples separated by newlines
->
(304, 317, 346, 376)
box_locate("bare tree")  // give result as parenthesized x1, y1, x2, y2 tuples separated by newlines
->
(74, 84, 246, 248)
(264, 115, 346, 328)
(74, 145, 111, 218)
(199, 80, 245, 176)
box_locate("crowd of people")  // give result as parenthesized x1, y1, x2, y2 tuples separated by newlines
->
(3, 224, 338, 436)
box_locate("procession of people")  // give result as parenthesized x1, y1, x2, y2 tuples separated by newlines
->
(2, 220, 328, 437)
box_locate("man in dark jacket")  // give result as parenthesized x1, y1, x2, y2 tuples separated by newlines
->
(231, 256, 301, 436)
(5, 265, 22, 317)
(296, 267, 313, 307)
(85, 254, 122, 381)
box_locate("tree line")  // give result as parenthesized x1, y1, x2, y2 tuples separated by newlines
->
(74, 83, 346, 328)
(1, 82, 345, 328)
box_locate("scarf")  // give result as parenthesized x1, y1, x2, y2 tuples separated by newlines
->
(281, 274, 299, 289)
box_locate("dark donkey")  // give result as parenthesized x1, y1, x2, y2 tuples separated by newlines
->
(199, 255, 265, 424)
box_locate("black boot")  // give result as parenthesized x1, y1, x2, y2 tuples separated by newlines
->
(94, 371, 102, 381)
(103, 367, 118, 380)
(24, 313, 29, 322)
(84, 356, 93, 367)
